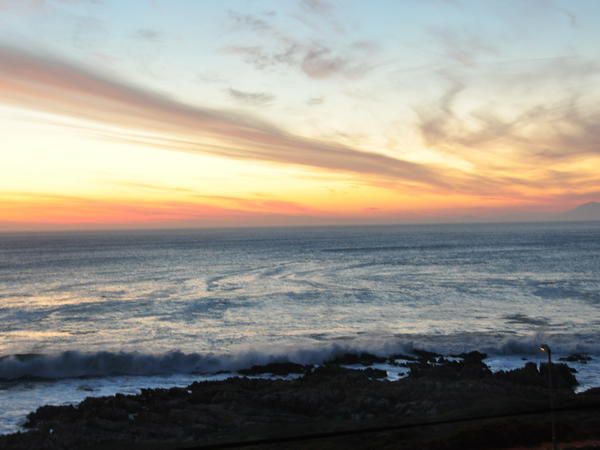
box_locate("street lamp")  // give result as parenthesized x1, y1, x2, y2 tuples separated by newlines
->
(540, 344, 557, 450)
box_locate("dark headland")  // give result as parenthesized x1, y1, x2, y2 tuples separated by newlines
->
(1, 351, 599, 450)
(558, 202, 600, 221)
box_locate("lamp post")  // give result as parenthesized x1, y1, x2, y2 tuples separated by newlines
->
(540, 344, 557, 450)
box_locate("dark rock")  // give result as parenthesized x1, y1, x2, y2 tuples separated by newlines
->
(540, 362, 579, 388)
(494, 362, 578, 389)
(408, 352, 491, 381)
(412, 349, 441, 363)
(1, 353, 590, 450)
(96, 406, 128, 422)
(306, 364, 366, 379)
(494, 362, 543, 386)
(25, 405, 78, 428)
(362, 367, 387, 379)
(581, 387, 600, 397)
(238, 361, 307, 376)
(453, 351, 487, 363)
(326, 352, 387, 366)
(559, 353, 592, 364)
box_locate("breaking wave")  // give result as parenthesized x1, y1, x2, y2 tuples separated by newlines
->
(1, 334, 599, 381)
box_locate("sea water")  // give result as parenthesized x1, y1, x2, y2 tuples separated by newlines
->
(1, 222, 599, 433)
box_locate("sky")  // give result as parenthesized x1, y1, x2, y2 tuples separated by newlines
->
(1, 0, 599, 230)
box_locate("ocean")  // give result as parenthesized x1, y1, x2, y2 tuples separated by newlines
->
(1, 222, 599, 433)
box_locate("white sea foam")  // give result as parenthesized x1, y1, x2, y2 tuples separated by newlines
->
(1, 333, 598, 381)
(1, 223, 599, 435)
(0, 335, 599, 435)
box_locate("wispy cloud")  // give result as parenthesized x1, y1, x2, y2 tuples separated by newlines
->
(299, 0, 333, 15)
(225, 40, 376, 79)
(0, 0, 101, 14)
(529, 0, 578, 28)
(227, 88, 275, 106)
(223, 44, 300, 70)
(416, 58, 600, 164)
(0, 44, 451, 190)
(428, 26, 497, 66)
(307, 96, 324, 105)
(223, 9, 378, 80)
(301, 44, 373, 79)
(132, 28, 163, 42)
(296, 0, 345, 34)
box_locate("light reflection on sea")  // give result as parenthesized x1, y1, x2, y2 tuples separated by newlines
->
(0, 222, 599, 433)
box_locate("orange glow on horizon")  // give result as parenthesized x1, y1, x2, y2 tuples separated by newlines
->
(0, 37, 599, 230)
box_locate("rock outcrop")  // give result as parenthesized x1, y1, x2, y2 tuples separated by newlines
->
(0, 352, 596, 450)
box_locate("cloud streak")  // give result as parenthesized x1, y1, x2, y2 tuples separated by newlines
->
(227, 88, 275, 106)
(132, 28, 163, 42)
(416, 52, 600, 159)
(417, 77, 600, 163)
(0, 44, 451, 189)
(0, 192, 321, 230)
(224, 9, 377, 80)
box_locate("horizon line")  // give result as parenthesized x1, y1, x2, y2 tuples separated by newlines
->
(1, 217, 599, 236)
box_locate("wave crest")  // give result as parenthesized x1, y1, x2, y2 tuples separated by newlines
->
(1, 334, 598, 381)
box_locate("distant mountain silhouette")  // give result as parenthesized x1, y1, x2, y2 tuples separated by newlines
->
(558, 202, 600, 221)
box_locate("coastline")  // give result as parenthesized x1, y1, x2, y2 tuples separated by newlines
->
(1, 350, 599, 449)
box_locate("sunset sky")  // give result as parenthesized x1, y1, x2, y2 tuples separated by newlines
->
(1, 0, 599, 230)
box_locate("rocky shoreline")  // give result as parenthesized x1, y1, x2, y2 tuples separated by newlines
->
(1, 350, 599, 449)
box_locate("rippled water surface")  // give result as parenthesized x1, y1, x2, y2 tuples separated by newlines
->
(1, 222, 599, 432)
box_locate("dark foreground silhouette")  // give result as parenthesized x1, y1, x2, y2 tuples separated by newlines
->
(1, 351, 599, 449)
